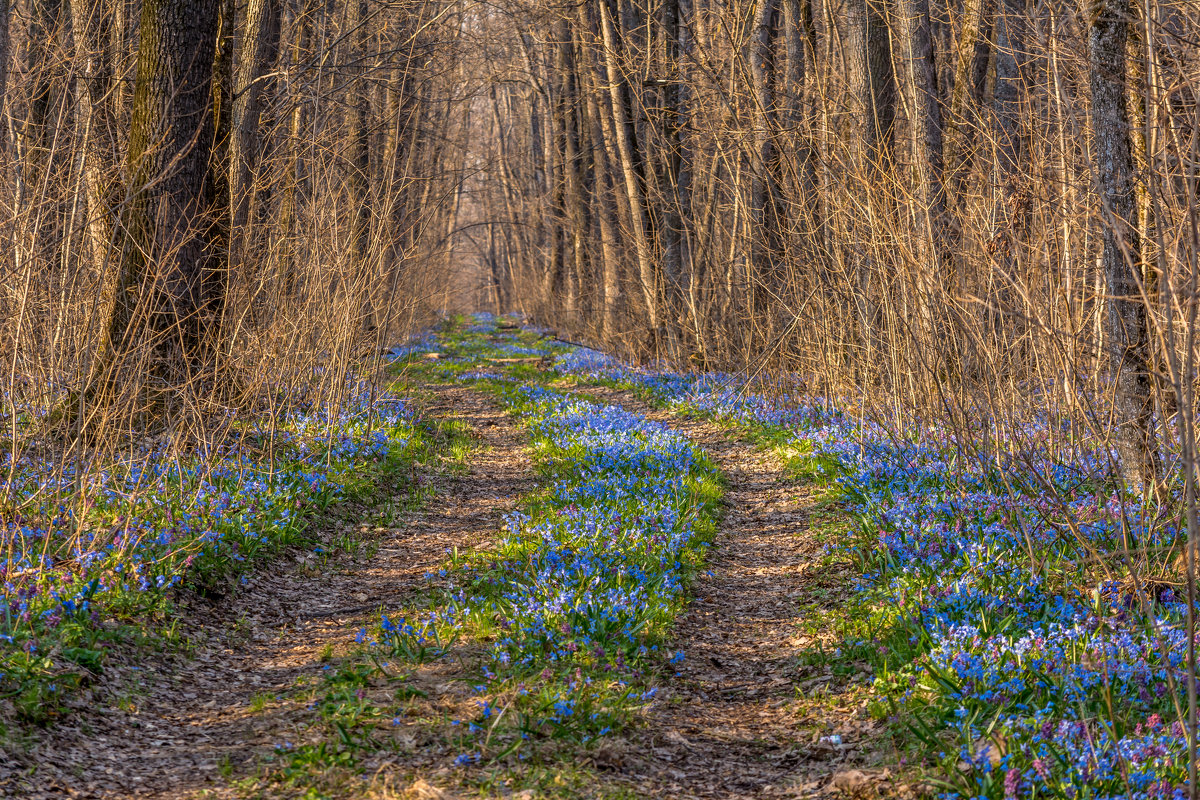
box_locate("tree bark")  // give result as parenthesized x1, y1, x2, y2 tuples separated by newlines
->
(276, 0, 311, 302)
(91, 0, 222, 404)
(551, 14, 584, 326)
(344, 0, 372, 328)
(988, 0, 1030, 330)
(846, 0, 896, 364)
(661, 0, 692, 356)
(782, 0, 818, 250)
(579, 0, 624, 340)
(0, 0, 11, 159)
(69, 0, 119, 278)
(944, 0, 993, 198)
(229, 0, 282, 274)
(599, 0, 657, 346)
(748, 0, 784, 327)
(901, 0, 946, 272)
(1087, 0, 1156, 488)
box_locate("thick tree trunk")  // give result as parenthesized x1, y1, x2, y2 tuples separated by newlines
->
(0, 0, 11, 159)
(70, 0, 119, 279)
(1087, 0, 1156, 488)
(988, 0, 1031, 335)
(782, 0, 818, 250)
(207, 0, 234, 338)
(551, 14, 584, 326)
(91, 0, 222, 403)
(748, 0, 784, 328)
(579, 0, 624, 340)
(344, 0, 372, 328)
(901, 0, 946, 272)
(944, 0, 993, 198)
(276, 0, 311, 302)
(660, 0, 692, 357)
(20, 0, 67, 276)
(847, 0, 896, 365)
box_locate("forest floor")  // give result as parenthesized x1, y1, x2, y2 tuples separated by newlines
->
(555, 385, 899, 799)
(3, 319, 906, 799)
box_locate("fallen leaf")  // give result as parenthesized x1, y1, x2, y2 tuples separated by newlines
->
(830, 769, 872, 794)
(408, 778, 460, 799)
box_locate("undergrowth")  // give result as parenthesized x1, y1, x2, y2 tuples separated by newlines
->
(1, 375, 426, 727)
(552, 327, 1198, 798)
(373, 315, 725, 784)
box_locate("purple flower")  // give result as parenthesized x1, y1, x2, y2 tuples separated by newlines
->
(1004, 767, 1020, 799)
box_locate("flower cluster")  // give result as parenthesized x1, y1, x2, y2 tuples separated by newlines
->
(463, 385, 717, 672)
(380, 315, 723, 759)
(2, 375, 419, 717)
(552, 331, 1197, 796)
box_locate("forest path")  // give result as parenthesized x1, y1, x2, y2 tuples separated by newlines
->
(12, 371, 888, 800)
(565, 384, 887, 799)
(15, 381, 534, 799)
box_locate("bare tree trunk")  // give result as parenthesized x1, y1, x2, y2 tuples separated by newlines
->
(69, 0, 119, 279)
(229, 0, 282, 275)
(782, 0, 818, 254)
(901, 0, 947, 274)
(988, 0, 1030, 335)
(344, 0, 372, 328)
(276, 0, 310, 302)
(599, 0, 657, 348)
(551, 14, 584, 326)
(660, 0, 692, 357)
(944, 0, 993, 198)
(748, 0, 784, 333)
(19, 0, 66, 277)
(580, 0, 623, 340)
(90, 0, 222, 405)
(207, 0, 234, 339)
(847, 0, 896, 367)
(1087, 0, 1156, 488)
(0, 0, 12, 159)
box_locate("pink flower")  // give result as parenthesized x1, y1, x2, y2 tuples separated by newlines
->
(1004, 767, 1020, 799)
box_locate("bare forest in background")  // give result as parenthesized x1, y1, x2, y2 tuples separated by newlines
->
(0, 0, 1197, 488)
(3, 0, 1200, 790)
(0, 0, 467, 457)
(470, 0, 1200, 496)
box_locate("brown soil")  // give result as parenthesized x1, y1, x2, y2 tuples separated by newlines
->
(2, 382, 534, 800)
(560, 384, 897, 799)
(3, 377, 898, 800)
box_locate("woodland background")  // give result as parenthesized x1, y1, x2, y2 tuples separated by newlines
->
(0, 0, 1196, 481)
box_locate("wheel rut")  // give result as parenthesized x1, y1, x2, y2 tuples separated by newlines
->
(8, 377, 885, 800)
(9, 382, 533, 800)
(566, 385, 883, 799)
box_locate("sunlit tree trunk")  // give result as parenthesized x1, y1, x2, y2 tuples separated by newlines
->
(579, 0, 623, 341)
(551, 14, 584, 326)
(69, 0, 119, 281)
(1087, 0, 1156, 488)
(748, 0, 784, 331)
(901, 0, 946, 274)
(344, 0, 372, 328)
(599, 0, 657, 349)
(660, 0, 692, 357)
(229, 0, 282, 278)
(847, 0, 896, 366)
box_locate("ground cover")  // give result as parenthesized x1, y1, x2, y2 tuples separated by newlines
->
(11, 310, 1193, 800)
(0, 374, 427, 726)
(552, 342, 1195, 798)
(375, 316, 726, 783)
